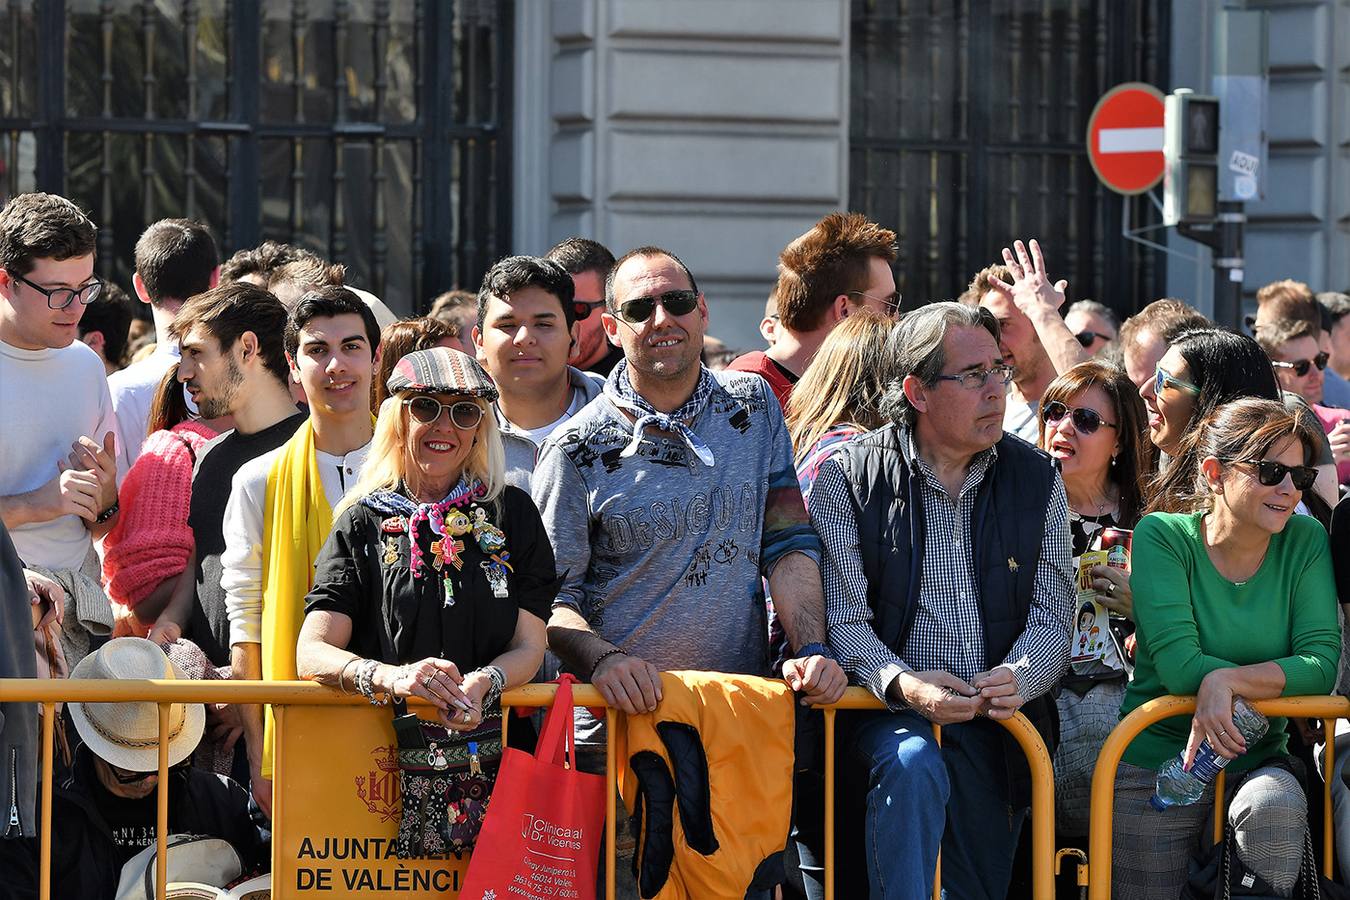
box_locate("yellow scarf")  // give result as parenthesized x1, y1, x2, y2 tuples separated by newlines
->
(259, 419, 336, 777)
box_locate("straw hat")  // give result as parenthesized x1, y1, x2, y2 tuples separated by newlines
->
(69, 637, 206, 772)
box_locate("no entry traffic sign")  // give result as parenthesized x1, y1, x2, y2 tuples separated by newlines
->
(1086, 82, 1166, 195)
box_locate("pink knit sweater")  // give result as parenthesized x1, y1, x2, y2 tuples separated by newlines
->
(102, 420, 218, 610)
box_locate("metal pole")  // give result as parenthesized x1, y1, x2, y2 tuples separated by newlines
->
(1211, 201, 1246, 330)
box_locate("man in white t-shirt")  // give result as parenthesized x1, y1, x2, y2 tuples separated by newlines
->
(0, 193, 119, 573)
(472, 256, 603, 483)
(108, 218, 220, 482)
(221, 286, 380, 816)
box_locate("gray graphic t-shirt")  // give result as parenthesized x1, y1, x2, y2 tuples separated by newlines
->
(532, 370, 820, 743)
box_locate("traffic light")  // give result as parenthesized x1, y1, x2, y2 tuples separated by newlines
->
(1162, 89, 1220, 226)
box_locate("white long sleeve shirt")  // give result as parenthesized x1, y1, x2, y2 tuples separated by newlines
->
(221, 440, 371, 648)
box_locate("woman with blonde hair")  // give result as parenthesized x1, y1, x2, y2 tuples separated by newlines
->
(298, 347, 554, 752)
(786, 307, 893, 500)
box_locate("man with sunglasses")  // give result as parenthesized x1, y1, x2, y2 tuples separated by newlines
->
(728, 212, 898, 409)
(534, 246, 846, 896)
(0, 192, 120, 575)
(220, 286, 379, 817)
(1257, 317, 1350, 486)
(809, 301, 1072, 899)
(1063, 299, 1119, 356)
(472, 255, 603, 482)
(546, 236, 624, 376)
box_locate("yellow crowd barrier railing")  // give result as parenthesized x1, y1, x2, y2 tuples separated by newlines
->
(1088, 695, 1350, 900)
(0, 680, 1057, 899)
(817, 690, 1057, 900)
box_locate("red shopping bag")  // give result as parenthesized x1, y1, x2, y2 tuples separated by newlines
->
(459, 674, 606, 900)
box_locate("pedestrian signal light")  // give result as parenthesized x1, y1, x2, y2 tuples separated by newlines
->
(1163, 89, 1219, 226)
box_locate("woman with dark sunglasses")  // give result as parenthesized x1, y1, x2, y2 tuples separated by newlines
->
(1035, 360, 1152, 851)
(1143, 327, 1339, 520)
(298, 348, 553, 768)
(1112, 397, 1339, 900)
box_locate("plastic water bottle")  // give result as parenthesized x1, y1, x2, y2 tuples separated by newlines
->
(1149, 697, 1269, 810)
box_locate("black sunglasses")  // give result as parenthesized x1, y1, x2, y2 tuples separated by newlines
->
(404, 396, 484, 429)
(1041, 400, 1118, 435)
(616, 289, 699, 324)
(1239, 459, 1318, 492)
(1270, 352, 1329, 378)
(1074, 330, 1113, 348)
(10, 271, 103, 310)
(572, 298, 605, 322)
(108, 760, 188, 784)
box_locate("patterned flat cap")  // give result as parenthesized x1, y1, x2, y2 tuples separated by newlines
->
(386, 347, 499, 401)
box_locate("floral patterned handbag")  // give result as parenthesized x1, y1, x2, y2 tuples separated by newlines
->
(391, 699, 504, 858)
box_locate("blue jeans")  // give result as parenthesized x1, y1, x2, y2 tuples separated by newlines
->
(851, 712, 1027, 900)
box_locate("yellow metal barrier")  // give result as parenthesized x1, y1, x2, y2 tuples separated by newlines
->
(1087, 695, 1350, 900)
(818, 690, 1057, 900)
(0, 680, 1057, 899)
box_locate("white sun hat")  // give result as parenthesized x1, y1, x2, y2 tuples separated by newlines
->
(68, 637, 206, 772)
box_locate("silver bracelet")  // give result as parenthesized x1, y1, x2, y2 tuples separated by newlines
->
(337, 657, 360, 695)
(472, 665, 507, 709)
(356, 659, 387, 706)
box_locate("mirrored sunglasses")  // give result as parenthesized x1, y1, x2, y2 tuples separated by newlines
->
(572, 298, 605, 321)
(404, 396, 484, 429)
(1041, 400, 1117, 435)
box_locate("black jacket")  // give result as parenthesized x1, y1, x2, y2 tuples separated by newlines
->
(831, 424, 1062, 803)
(0, 521, 37, 842)
(23, 746, 268, 900)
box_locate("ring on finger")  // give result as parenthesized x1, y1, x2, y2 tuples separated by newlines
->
(424, 674, 436, 689)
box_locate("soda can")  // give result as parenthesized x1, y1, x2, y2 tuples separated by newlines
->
(1101, 527, 1132, 570)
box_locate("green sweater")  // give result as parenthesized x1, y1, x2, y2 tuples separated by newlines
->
(1120, 511, 1340, 773)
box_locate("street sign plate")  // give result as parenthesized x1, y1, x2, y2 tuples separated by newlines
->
(1086, 82, 1166, 195)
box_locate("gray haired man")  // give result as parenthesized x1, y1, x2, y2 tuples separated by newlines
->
(809, 302, 1073, 899)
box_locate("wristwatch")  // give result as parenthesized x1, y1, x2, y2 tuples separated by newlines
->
(792, 641, 836, 662)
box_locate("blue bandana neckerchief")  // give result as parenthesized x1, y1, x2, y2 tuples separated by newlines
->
(362, 477, 486, 578)
(603, 359, 716, 467)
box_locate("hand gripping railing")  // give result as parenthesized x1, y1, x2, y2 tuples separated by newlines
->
(0, 680, 1058, 899)
(1087, 695, 1350, 900)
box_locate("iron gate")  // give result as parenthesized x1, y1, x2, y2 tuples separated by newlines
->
(849, 0, 1170, 317)
(2, 0, 512, 314)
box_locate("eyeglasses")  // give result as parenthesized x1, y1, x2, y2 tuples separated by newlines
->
(404, 396, 484, 429)
(1041, 400, 1118, 435)
(1232, 459, 1318, 492)
(9, 271, 103, 310)
(572, 298, 605, 321)
(1074, 330, 1113, 348)
(615, 289, 699, 324)
(848, 289, 903, 317)
(1154, 366, 1200, 397)
(933, 364, 1015, 390)
(1270, 352, 1329, 378)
